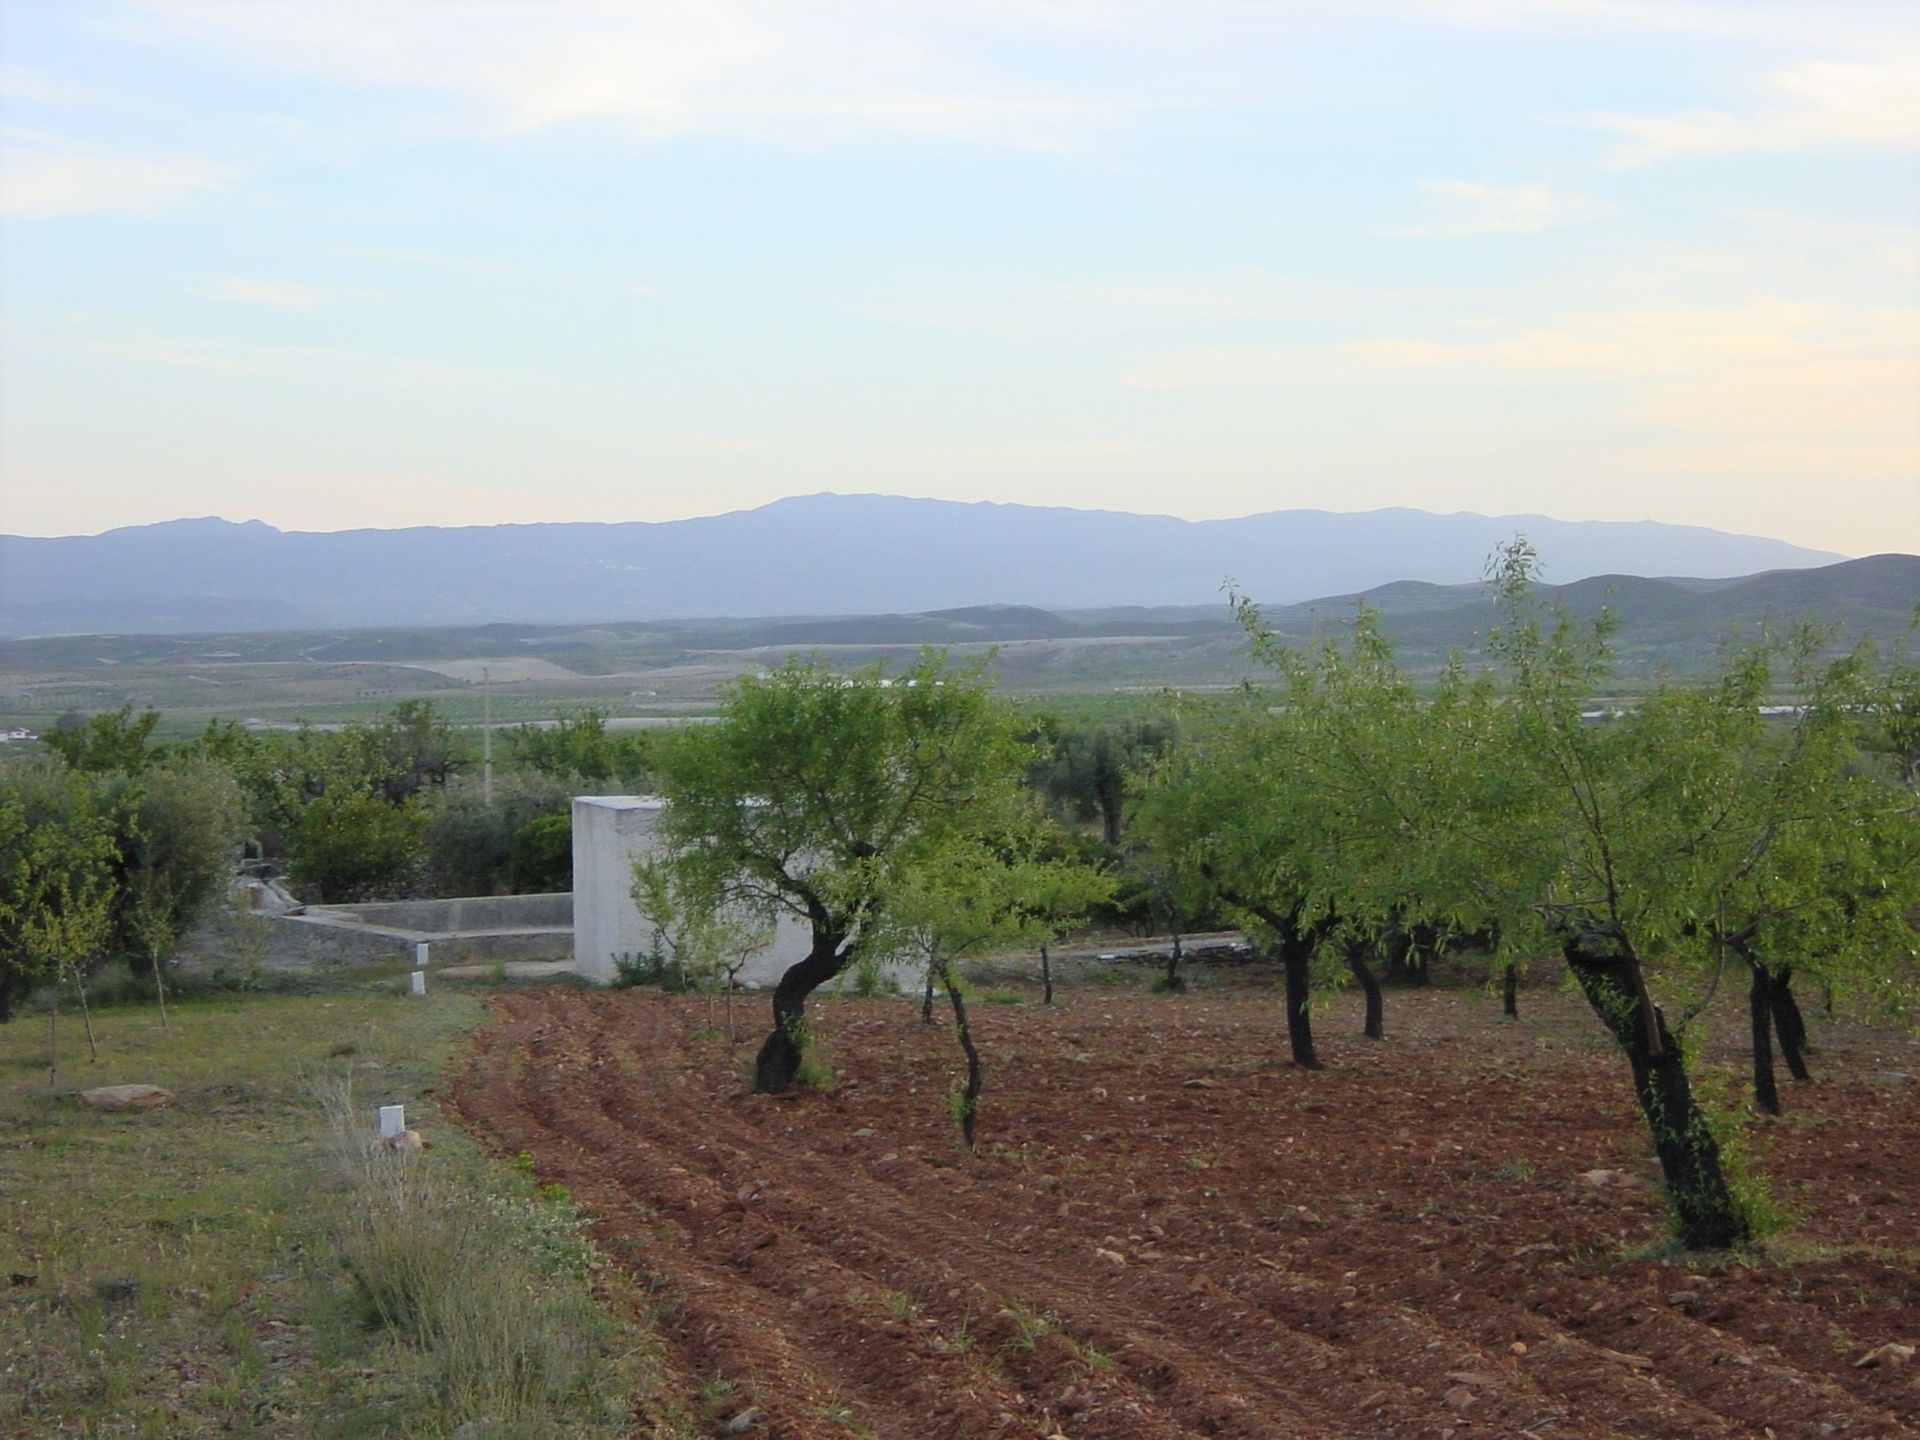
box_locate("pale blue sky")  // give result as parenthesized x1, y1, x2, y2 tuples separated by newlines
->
(2, 1, 1915, 555)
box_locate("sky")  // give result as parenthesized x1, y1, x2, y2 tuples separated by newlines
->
(1, 1, 1916, 556)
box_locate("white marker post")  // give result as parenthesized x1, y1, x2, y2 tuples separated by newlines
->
(410, 969, 427, 995)
(378, 1104, 405, 1140)
(415, 941, 430, 968)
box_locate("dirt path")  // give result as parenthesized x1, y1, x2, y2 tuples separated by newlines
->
(449, 986, 1920, 1439)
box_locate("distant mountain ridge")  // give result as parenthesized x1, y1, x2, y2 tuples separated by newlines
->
(0, 493, 1847, 638)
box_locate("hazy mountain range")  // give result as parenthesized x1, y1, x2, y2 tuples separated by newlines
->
(0, 493, 1849, 638)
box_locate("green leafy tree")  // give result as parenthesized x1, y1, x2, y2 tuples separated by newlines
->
(104, 757, 247, 1000)
(421, 772, 575, 896)
(1132, 628, 1443, 1065)
(1030, 717, 1176, 846)
(1647, 636, 1920, 1113)
(630, 858, 775, 1039)
(286, 790, 428, 902)
(217, 703, 459, 898)
(646, 650, 1034, 1093)
(886, 824, 1113, 1148)
(42, 705, 162, 775)
(0, 767, 115, 1081)
(510, 707, 655, 788)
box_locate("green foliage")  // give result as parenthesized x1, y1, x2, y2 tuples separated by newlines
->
(208, 701, 464, 900)
(1028, 715, 1176, 845)
(420, 771, 574, 896)
(0, 764, 118, 1023)
(102, 756, 247, 973)
(41, 705, 162, 775)
(509, 811, 575, 893)
(286, 789, 428, 902)
(1126, 540, 1919, 1245)
(652, 650, 1035, 921)
(647, 649, 1042, 1088)
(1690, 1067, 1794, 1243)
(629, 858, 774, 997)
(509, 707, 655, 788)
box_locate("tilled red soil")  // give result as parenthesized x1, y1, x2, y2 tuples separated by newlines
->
(449, 984, 1920, 1439)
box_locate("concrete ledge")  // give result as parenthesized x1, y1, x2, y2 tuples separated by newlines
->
(264, 892, 575, 968)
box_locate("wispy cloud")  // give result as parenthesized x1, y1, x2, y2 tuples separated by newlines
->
(1388, 179, 1599, 237)
(1587, 55, 1920, 165)
(202, 277, 348, 310)
(126, 1, 1130, 152)
(0, 65, 103, 108)
(75, 330, 538, 388)
(1126, 300, 1920, 492)
(0, 127, 231, 217)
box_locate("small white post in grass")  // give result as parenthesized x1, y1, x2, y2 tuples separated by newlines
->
(378, 1104, 406, 1140)
(410, 969, 427, 996)
(415, 941, 430, 968)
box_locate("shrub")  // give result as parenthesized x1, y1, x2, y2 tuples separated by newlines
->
(286, 791, 427, 902)
(421, 772, 572, 896)
(508, 812, 573, 893)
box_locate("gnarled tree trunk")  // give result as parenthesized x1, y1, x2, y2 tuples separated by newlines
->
(1561, 922, 1749, 1250)
(753, 929, 849, 1093)
(940, 963, 984, 1151)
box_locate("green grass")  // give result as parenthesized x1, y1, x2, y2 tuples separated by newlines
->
(0, 982, 645, 1438)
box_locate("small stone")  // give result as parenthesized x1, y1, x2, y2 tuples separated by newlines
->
(1868, 1072, 1915, 1087)
(852, 1127, 876, 1138)
(1510, 1341, 1528, 1355)
(378, 1128, 424, 1151)
(1443, 1385, 1477, 1410)
(1446, 1371, 1503, 1388)
(1095, 1248, 1128, 1266)
(79, 1083, 174, 1110)
(1855, 1342, 1915, 1369)
(1579, 1168, 1628, 1187)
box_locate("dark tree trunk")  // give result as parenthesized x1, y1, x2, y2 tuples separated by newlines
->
(1162, 930, 1186, 994)
(1099, 794, 1123, 849)
(921, 968, 936, 1025)
(940, 964, 984, 1151)
(1280, 935, 1319, 1068)
(1502, 961, 1519, 1020)
(1561, 923, 1749, 1250)
(1207, 878, 1322, 1070)
(1040, 943, 1054, 1006)
(1746, 958, 1781, 1116)
(753, 931, 848, 1094)
(1346, 943, 1384, 1039)
(1771, 965, 1811, 1081)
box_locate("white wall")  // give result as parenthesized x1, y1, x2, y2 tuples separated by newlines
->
(570, 795, 817, 987)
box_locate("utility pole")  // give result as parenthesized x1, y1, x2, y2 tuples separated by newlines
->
(482, 665, 494, 805)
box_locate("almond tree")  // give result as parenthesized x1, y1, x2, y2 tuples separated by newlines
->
(887, 824, 1112, 1148)
(645, 650, 1035, 1093)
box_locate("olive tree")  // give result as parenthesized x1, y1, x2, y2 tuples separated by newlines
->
(645, 650, 1034, 1093)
